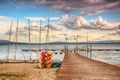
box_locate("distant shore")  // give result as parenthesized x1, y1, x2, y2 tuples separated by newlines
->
(0, 40, 120, 45)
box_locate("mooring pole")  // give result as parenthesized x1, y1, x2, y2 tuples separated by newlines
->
(45, 18, 50, 50)
(90, 45, 92, 59)
(7, 20, 13, 60)
(86, 32, 88, 58)
(39, 20, 42, 50)
(28, 19, 31, 60)
(14, 19, 19, 60)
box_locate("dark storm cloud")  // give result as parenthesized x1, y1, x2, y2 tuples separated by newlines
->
(104, 0, 119, 2)
(1, 0, 120, 15)
(33, 0, 120, 14)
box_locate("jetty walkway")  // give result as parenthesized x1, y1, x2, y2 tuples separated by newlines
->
(56, 50, 120, 80)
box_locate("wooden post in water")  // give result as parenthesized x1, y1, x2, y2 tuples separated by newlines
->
(64, 32, 67, 54)
(86, 32, 88, 58)
(14, 19, 19, 60)
(90, 45, 92, 59)
(76, 35, 79, 53)
(28, 19, 31, 60)
(7, 20, 13, 60)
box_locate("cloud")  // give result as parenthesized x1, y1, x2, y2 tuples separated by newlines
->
(0, 16, 28, 40)
(25, 16, 60, 22)
(117, 31, 120, 35)
(49, 17, 60, 20)
(60, 15, 119, 30)
(117, 24, 120, 29)
(0, 16, 9, 19)
(5, 30, 13, 35)
(108, 32, 117, 35)
(1, 0, 120, 15)
(33, 0, 120, 15)
(44, 24, 62, 31)
(108, 30, 120, 36)
(0, 16, 12, 20)
(25, 16, 46, 21)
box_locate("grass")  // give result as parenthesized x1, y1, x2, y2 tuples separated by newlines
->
(0, 73, 26, 78)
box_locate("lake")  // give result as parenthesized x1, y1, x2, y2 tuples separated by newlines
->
(0, 43, 120, 64)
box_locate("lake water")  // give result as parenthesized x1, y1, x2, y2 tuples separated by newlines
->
(0, 44, 120, 64)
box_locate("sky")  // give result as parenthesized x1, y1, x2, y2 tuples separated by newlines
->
(0, 0, 120, 43)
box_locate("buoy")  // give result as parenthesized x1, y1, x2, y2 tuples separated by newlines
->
(41, 50, 47, 56)
(39, 50, 47, 68)
(47, 50, 53, 56)
(39, 60, 45, 68)
(46, 63, 52, 68)
(46, 56, 51, 60)
(45, 51, 53, 68)
(46, 59, 52, 64)
(41, 56, 46, 61)
(39, 50, 53, 68)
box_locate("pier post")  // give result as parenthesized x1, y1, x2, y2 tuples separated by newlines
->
(90, 45, 92, 59)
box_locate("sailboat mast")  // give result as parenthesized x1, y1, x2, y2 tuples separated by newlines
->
(7, 20, 13, 60)
(14, 19, 19, 60)
(39, 20, 42, 50)
(45, 18, 50, 50)
(47, 19, 50, 43)
(28, 19, 31, 60)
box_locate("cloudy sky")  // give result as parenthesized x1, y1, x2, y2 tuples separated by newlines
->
(0, 0, 120, 43)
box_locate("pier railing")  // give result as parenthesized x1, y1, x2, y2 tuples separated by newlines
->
(74, 45, 120, 59)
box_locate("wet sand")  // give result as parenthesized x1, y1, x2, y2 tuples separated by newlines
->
(0, 63, 59, 80)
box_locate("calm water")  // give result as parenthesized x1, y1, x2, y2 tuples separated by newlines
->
(0, 44, 120, 64)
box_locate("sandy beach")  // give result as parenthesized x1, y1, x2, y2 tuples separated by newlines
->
(0, 62, 120, 80)
(0, 63, 59, 80)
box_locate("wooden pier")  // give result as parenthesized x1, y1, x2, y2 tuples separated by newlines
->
(56, 51, 120, 80)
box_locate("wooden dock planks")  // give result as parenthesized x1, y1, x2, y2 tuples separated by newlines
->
(56, 51, 120, 80)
